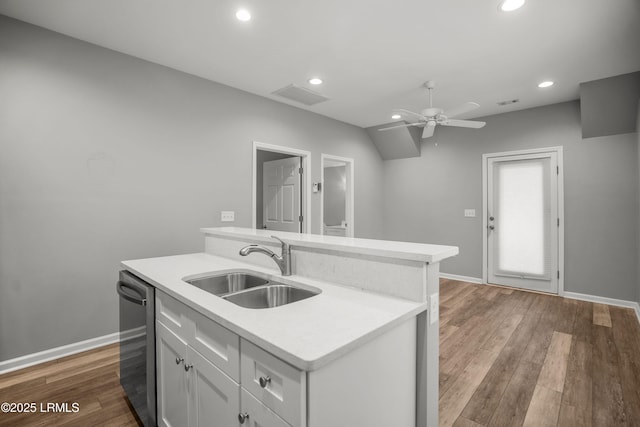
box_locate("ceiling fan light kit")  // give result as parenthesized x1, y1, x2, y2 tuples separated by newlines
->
(379, 81, 486, 138)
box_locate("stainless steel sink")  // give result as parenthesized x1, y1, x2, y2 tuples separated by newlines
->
(183, 271, 321, 308)
(222, 284, 319, 309)
(185, 272, 269, 296)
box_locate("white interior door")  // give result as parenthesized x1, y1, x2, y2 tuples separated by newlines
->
(263, 157, 301, 232)
(487, 152, 559, 293)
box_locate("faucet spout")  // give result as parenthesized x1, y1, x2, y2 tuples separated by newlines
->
(238, 236, 291, 276)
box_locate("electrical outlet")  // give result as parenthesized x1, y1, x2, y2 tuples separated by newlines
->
(220, 211, 235, 222)
(429, 293, 439, 324)
(464, 209, 476, 217)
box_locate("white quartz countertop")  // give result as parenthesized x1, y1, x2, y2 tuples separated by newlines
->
(202, 227, 459, 263)
(122, 253, 427, 371)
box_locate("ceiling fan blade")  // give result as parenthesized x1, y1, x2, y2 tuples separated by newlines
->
(378, 122, 423, 131)
(440, 119, 486, 129)
(422, 122, 435, 138)
(442, 102, 480, 119)
(395, 109, 427, 121)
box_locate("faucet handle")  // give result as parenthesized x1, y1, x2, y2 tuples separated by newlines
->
(270, 235, 290, 252)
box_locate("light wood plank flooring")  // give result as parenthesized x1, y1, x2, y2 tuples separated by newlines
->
(0, 343, 141, 426)
(1, 279, 639, 426)
(440, 279, 640, 427)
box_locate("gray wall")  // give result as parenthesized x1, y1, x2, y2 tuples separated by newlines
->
(580, 72, 640, 139)
(255, 151, 296, 229)
(323, 166, 347, 226)
(0, 16, 385, 362)
(383, 101, 639, 301)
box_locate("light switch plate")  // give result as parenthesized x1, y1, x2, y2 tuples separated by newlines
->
(464, 209, 476, 217)
(429, 293, 439, 324)
(220, 211, 235, 222)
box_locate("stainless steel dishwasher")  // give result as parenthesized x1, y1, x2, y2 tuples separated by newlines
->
(116, 270, 156, 427)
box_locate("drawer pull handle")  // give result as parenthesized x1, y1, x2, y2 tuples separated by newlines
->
(238, 412, 250, 424)
(175, 357, 184, 365)
(184, 363, 193, 372)
(259, 375, 271, 388)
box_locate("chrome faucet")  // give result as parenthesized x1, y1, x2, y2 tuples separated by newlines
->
(239, 236, 291, 276)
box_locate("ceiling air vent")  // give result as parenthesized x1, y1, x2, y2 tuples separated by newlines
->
(497, 99, 519, 106)
(271, 84, 330, 106)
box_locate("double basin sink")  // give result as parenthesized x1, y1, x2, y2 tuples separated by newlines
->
(183, 270, 320, 309)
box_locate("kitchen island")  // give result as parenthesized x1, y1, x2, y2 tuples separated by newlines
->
(122, 227, 458, 427)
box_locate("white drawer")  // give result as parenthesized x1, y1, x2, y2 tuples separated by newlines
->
(156, 291, 191, 336)
(156, 290, 240, 381)
(241, 388, 290, 427)
(241, 339, 306, 427)
(191, 308, 240, 382)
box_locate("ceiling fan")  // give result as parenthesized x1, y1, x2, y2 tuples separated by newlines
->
(378, 81, 486, 138)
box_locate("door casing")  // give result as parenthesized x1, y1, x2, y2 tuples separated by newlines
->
(252, 141, 311, 233)
(482, 146, 565, 295)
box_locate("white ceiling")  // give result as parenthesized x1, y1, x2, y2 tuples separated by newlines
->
(1, 0, 639, 128)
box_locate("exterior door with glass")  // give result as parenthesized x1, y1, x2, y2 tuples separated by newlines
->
(487, 151, 559, 293)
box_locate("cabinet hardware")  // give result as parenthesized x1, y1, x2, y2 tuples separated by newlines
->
(238, 412, 250, 424)
(175, 357, 184, 365)
(259, 375, 271, 388)
(184, 364, 193, 372)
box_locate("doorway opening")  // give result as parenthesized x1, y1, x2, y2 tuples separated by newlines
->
(482, 147, 564, 294)
(320, 154, 354, 237)
(252, 141, 311, 233)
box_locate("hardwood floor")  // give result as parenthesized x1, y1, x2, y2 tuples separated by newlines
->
(440, 279, 640, 427)
(0, 343, 141, 426)
(0, 279, 638, 426)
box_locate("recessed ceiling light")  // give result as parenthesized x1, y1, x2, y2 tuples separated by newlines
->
(235, 9, 251, 22)
(308, 78, 323, 85)
(498, 0, 525, 12)
(538, 80, 554, 88)
(391, 114, 401, 120)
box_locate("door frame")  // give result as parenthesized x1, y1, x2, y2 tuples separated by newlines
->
(320, 154, 355, 237)
(252, 141, 311, 233)
(481, 146, 565, 295)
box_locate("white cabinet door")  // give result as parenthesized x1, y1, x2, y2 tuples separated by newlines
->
(240, 339, 305, 427)
(240, 388, 290, 427)
(157, 321, 189, 427)
(187, 346, 240, 427)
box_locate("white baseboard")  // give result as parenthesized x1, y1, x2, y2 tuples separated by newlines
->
(440, 273, 483, 284)
(0, 326, 145, 375)
(564, 291, 640, 325)
(439, 272, 640, 326)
